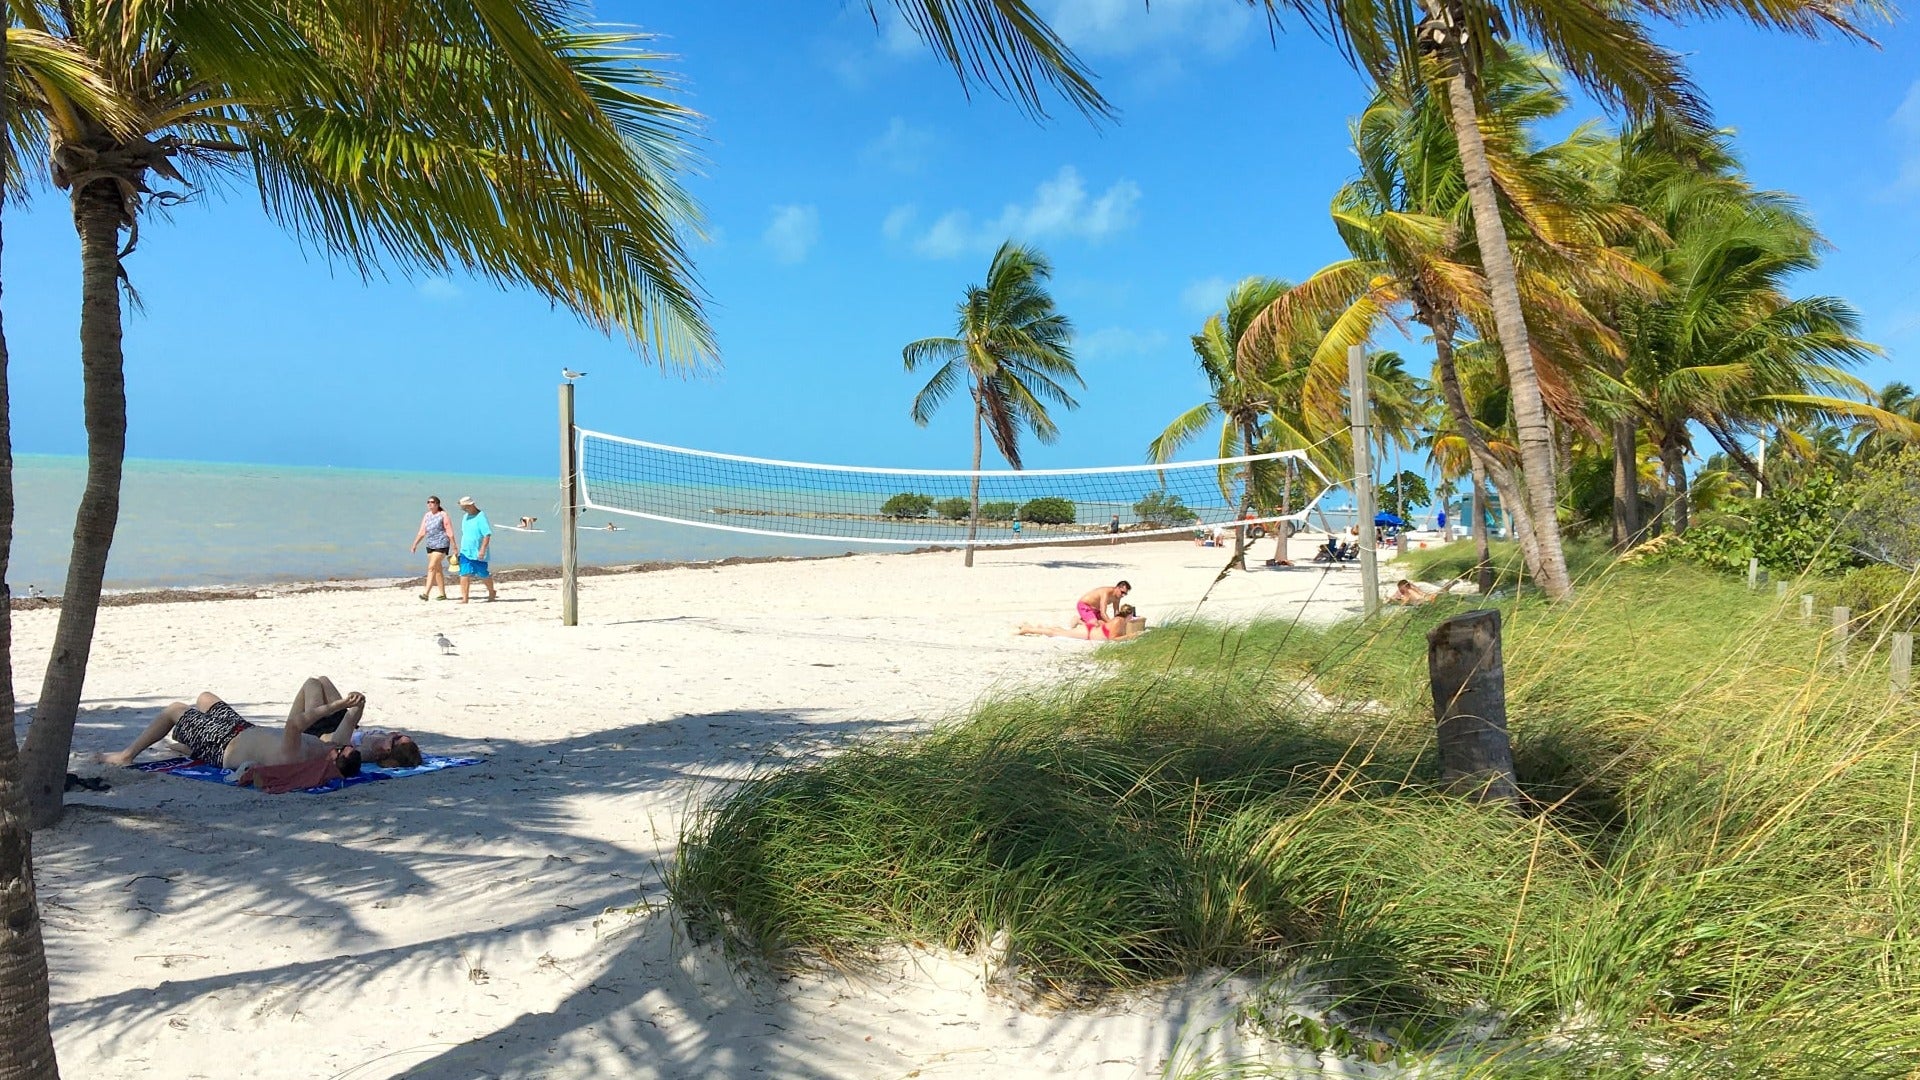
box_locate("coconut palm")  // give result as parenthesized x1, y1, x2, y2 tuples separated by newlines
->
(904, 241, 1080, 567)
(0, 19, 57, 1077)
(1218, 0, 1882, 599)
(1149, 277, 1346, 565)
(1597, 131, 1895, 533)
(1262, 51, 1649, 584)
(1852, 382, 1920, 461)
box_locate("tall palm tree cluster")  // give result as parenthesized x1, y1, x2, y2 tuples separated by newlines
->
(1163, 49, 1917, 599)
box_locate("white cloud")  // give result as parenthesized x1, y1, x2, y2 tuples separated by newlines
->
(882, 204, 919, 241)
(1893, 79, 1920, 195)
(417, 277, 462, 301)
(763, 205, 821, 264)
(898, 166, 1141, 258)
(1039, 0, 1258, 59)
(1077, 326, 1173, 361)
(1180, 276, 1234, 316)
(863, 117, 937, 173)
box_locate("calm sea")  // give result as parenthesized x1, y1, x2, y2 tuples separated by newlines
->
(10, 455, 862, 594)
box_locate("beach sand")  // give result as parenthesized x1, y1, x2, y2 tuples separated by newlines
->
(17, 538, 1379, 1079)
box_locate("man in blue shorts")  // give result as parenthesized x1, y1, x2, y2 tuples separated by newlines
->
(457, 495, 496, 603)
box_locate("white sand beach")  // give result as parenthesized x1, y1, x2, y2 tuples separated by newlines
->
(18, 539, 1382, 1079)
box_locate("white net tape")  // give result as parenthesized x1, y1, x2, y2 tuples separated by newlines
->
(576, 429, 1344, 547)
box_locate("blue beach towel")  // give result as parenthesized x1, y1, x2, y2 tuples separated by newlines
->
(133, 753, 483, 794)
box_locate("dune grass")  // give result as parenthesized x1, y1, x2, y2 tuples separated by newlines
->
(670, 563, 1920, 1075)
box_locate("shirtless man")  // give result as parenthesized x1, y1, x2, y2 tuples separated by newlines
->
(98, 686, 367, 776)
(1074, 580, 1130, 635)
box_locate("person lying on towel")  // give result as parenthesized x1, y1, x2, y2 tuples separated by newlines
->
(98, 686, 370, 784)
(291, 675, 422, 769)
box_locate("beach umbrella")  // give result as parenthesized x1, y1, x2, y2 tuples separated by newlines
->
(1374, 512, 1406, 527)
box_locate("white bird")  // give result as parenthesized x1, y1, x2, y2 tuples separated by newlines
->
(434, 633, 455, 655)
(562, 368, 588, 381)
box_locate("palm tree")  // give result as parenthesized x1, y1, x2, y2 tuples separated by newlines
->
(1220, 0, 1881, 599)
(1597, 130, 1896, 533)
(1852, 382, 1920, 461)
(0, 18, 58, 1076)
(904, 241, 1080, 567)
(1149, 277, 1345, 567)
(1261, 52, 1646, 585)
(7, 0, 722, 829)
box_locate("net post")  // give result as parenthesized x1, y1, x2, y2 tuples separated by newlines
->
(1349, 345, 1380, 617)
(560, 381, 579, 626)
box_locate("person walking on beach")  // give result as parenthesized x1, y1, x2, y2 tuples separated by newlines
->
(1074, 581, 1130, 635)
(410, 495, 458, 601)
(1108, 513, 1121, 544)
(457, 496, 496, 602)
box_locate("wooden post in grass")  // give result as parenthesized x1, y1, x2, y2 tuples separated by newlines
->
(1801, 594, 1815, 624)
(1427, 610, 1519, 804)
(1833, 607, 1851, 667)
(1894, 633, 1913, 695)
(1776, 580, 1788, 597)
(1748, 558, 1760, 590)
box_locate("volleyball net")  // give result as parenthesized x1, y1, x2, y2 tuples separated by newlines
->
(576, 428, 1347, 547)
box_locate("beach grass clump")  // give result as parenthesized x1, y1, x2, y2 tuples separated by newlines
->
(671, 563, 1920, 1073)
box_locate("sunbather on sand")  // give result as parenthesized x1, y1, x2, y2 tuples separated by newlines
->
(1020, 605, 1141, 640)
(98, 686, 367, 776)
(292, 675, 422, 768)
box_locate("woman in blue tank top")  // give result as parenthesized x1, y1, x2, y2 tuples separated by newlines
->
(409, 495, 457, 600)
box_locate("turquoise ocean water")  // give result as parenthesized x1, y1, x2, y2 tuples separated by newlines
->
(11, 455, 867, 593)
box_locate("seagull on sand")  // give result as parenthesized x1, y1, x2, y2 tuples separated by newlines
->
(562, 368, 588, 381)
(435, 633, 455, 655)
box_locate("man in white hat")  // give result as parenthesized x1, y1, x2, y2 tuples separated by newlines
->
(456, 496, 496, 602)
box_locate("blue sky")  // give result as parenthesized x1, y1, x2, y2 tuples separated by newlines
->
(7, 0, 1918, 479)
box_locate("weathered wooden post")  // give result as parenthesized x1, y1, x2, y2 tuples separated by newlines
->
(1775, 580, 1788, 598)
(1748, 558, 1760, 590)
(1801, 594, 1815, 625)
(1894, 633, 1913, 695)
(1833, 607, 1852, 667)
(1427, 610, 1519, 804)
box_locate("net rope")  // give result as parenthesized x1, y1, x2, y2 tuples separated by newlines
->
(577, 429, 1347, 547)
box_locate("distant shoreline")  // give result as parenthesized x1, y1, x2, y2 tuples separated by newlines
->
(7, 551, 859, 613)
(7, 531, 1222, 612)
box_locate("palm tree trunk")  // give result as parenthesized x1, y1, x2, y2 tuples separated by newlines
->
(1469, 461, 1494, 594)
(1437, 60, 1573, 601)
(0, 20, 63, 1067)
(964, 394, 981, 568)
(1432, 332, 1541, 587)
(1662, 444, 1690, 534)
(21, 184, 129, 829)
(1611, 418, 1642, 549)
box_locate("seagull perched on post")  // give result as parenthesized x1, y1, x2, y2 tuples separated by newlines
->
(562, 368, 588, 382)
(434, 632, 455, 655)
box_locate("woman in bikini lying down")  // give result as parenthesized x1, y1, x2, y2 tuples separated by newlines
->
(1018, 605, 1141, 640)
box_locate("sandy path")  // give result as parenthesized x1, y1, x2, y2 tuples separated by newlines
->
(15, 539, 1374, 1078)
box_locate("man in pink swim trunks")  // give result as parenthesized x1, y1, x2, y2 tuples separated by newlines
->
(1074, 580, 1131, 638)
